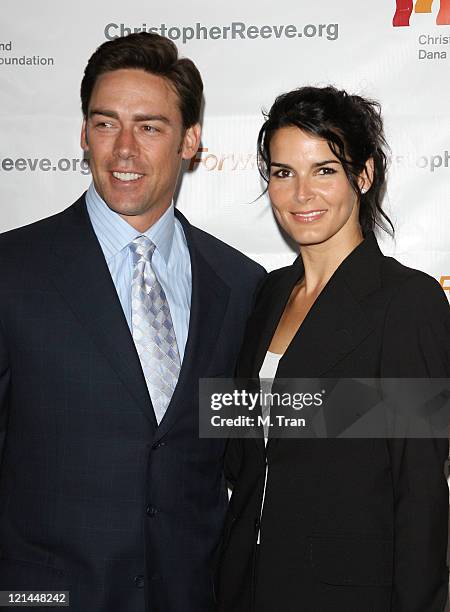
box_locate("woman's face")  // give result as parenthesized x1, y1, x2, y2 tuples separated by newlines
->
(268, 126, 364, 248)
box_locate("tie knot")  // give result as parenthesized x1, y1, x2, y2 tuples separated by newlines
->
(129, 235, 156, 262)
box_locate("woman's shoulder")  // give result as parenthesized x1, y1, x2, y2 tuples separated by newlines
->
(375, 256, 449, 362)
(252, 260, 300, 304)
(265, 262, 297, 283)
(378, 256, 449, 377)
(379, 254, 447, 310)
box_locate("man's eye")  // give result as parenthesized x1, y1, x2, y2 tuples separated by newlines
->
(95, 121, 113, 129)
(142, 125, 158, 133)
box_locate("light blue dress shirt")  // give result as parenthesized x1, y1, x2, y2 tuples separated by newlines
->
(85, 183, 191, 361)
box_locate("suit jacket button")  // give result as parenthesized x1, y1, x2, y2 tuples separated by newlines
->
(134, 575, 145, 588)
(146, 505, 157, 517)
(152, 441, 166, 450)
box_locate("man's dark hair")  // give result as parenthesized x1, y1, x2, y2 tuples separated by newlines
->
(257, 85, 393, 236)
(81, 32, 203, 128)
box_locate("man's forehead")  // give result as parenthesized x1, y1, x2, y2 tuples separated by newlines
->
(89, 68, 181, 114)
(93, 68, 173, 94)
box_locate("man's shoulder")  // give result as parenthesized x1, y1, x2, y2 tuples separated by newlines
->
(0, 212, 62, 249)
(185, 219, 266, 283)
(0, 195, 84, 251)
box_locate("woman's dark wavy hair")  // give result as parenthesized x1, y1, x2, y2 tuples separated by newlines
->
(257, 86, 393, 236)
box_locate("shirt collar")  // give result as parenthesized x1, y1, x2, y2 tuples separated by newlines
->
(85, 182, 175, 264)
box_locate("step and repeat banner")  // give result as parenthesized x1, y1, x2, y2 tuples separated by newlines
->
(1, 0, 449, 295)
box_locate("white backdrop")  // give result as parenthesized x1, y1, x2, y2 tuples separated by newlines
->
(1, 0, 449, 295)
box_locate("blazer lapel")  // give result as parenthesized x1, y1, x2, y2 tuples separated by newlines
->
(276, 278, 373, 379)
(276, 233, 382, 379)
(49, 197, 157, 428)
(263, 234, 383, 451)
(152, 210, 231, 442)
(238, 256, 303, 459)
(249, 256, 304, 379)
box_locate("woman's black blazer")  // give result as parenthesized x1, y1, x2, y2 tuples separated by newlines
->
(217, 233, 450, 612)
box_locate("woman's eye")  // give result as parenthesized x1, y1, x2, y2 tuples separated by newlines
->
(272, 168, 292, 178)
(317, 167, 336, 175)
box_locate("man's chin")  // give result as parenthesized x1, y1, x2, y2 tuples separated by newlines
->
(105, 202, 144, 217)
(101, 192, 145, 217)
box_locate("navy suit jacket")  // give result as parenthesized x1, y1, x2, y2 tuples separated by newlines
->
(0, 195, 265, 612)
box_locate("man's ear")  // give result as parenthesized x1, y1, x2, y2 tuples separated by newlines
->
(359, 157, 374, 193)
(180, 123, 201, 160)
(80, 119, 89, 151)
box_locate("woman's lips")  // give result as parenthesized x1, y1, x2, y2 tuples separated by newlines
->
(291, 210, 327, 223)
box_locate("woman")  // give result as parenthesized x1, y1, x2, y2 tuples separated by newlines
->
(216, 87, 450, 611)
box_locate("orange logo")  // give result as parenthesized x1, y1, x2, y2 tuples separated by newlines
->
(188, 147, 257, 172)
(440, 275, 450, 293)
(393, 0, 450, 26)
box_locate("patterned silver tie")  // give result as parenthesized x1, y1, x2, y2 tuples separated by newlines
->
(130, 236, 181, 424)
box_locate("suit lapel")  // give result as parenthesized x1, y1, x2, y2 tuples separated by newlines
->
(152, 210, 231, 442)
(49, 196, 158, 428)
(274, 233, 382, 378)
(258, 234, 383, 451)
(249, 257, 304, 379)
(276, 275, 374, 379)
(237, 257, 303, 459)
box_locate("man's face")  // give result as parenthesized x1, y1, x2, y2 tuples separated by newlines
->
(81, 68, 201, 231)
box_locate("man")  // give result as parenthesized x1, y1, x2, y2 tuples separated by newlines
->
(0, 33, 265, 611)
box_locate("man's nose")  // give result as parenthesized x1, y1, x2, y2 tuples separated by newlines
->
(114, 127, 138, 160)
